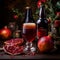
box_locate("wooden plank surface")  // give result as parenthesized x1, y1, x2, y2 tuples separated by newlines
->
(0, 51, 60, 59)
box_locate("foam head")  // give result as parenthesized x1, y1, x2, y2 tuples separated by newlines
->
(23, 23, 36, 29)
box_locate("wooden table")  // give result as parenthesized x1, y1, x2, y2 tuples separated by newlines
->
(0, 39, 60, 59)
(0, 49, 60, 59)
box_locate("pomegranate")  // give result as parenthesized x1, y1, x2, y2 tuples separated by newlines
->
(0, 26, 11, 39)
(3, 45, 24, 55)
(4, 38, 24, 46)
(38, 35, 54, 52)
(2, 38, 24, 55)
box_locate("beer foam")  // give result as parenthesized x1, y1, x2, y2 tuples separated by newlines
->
(23, 23, 36, 29)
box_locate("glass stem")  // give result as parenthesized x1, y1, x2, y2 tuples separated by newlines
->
(26, 42, 32, 48)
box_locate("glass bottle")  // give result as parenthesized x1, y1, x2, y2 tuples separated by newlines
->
(22, 6, 36, 54)
(23, 6, 35, 23)
(36, 5, 48, 39)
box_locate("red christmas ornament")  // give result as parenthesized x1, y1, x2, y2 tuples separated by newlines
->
(0, 26, 11, 39)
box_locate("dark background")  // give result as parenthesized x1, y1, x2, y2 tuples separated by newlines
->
(0, 0, 37, 29)
(0, 0, 4, 29)
(0, 0, 59, 29)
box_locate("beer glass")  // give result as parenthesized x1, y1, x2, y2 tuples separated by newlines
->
(22, 23, 36, 54)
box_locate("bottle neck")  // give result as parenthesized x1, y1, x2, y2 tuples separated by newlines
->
(26, 8, 29, 22)
(24, 7, 34, 23)
(39, 5, 46, 19)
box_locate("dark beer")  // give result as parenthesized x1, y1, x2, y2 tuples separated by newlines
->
(22, 23, 36, 42)
(22, 7, 36, 53)
(37, 5, 48, 39)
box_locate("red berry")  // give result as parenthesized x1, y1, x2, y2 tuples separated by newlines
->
(37, 0, 42, 8)
(56, 12, 60, 16)
(54, 20, 60, 27)
(13, 15, 18, 19)
(37, 0, 47, 8)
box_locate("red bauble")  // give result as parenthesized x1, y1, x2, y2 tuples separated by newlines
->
(38, 35, 54, 52)
(13, 15, 18, 19)
(0, 26, 11, 39)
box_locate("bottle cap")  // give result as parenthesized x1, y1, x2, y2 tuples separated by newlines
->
(26, 6, 30, 9)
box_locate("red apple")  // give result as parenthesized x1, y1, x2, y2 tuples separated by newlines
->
(0, 26, 11, 39)
(38, 35, 54, 52)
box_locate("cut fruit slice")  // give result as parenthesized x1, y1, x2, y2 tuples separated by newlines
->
(3, 45, 24, 55)
(4, 38, 23, 46)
